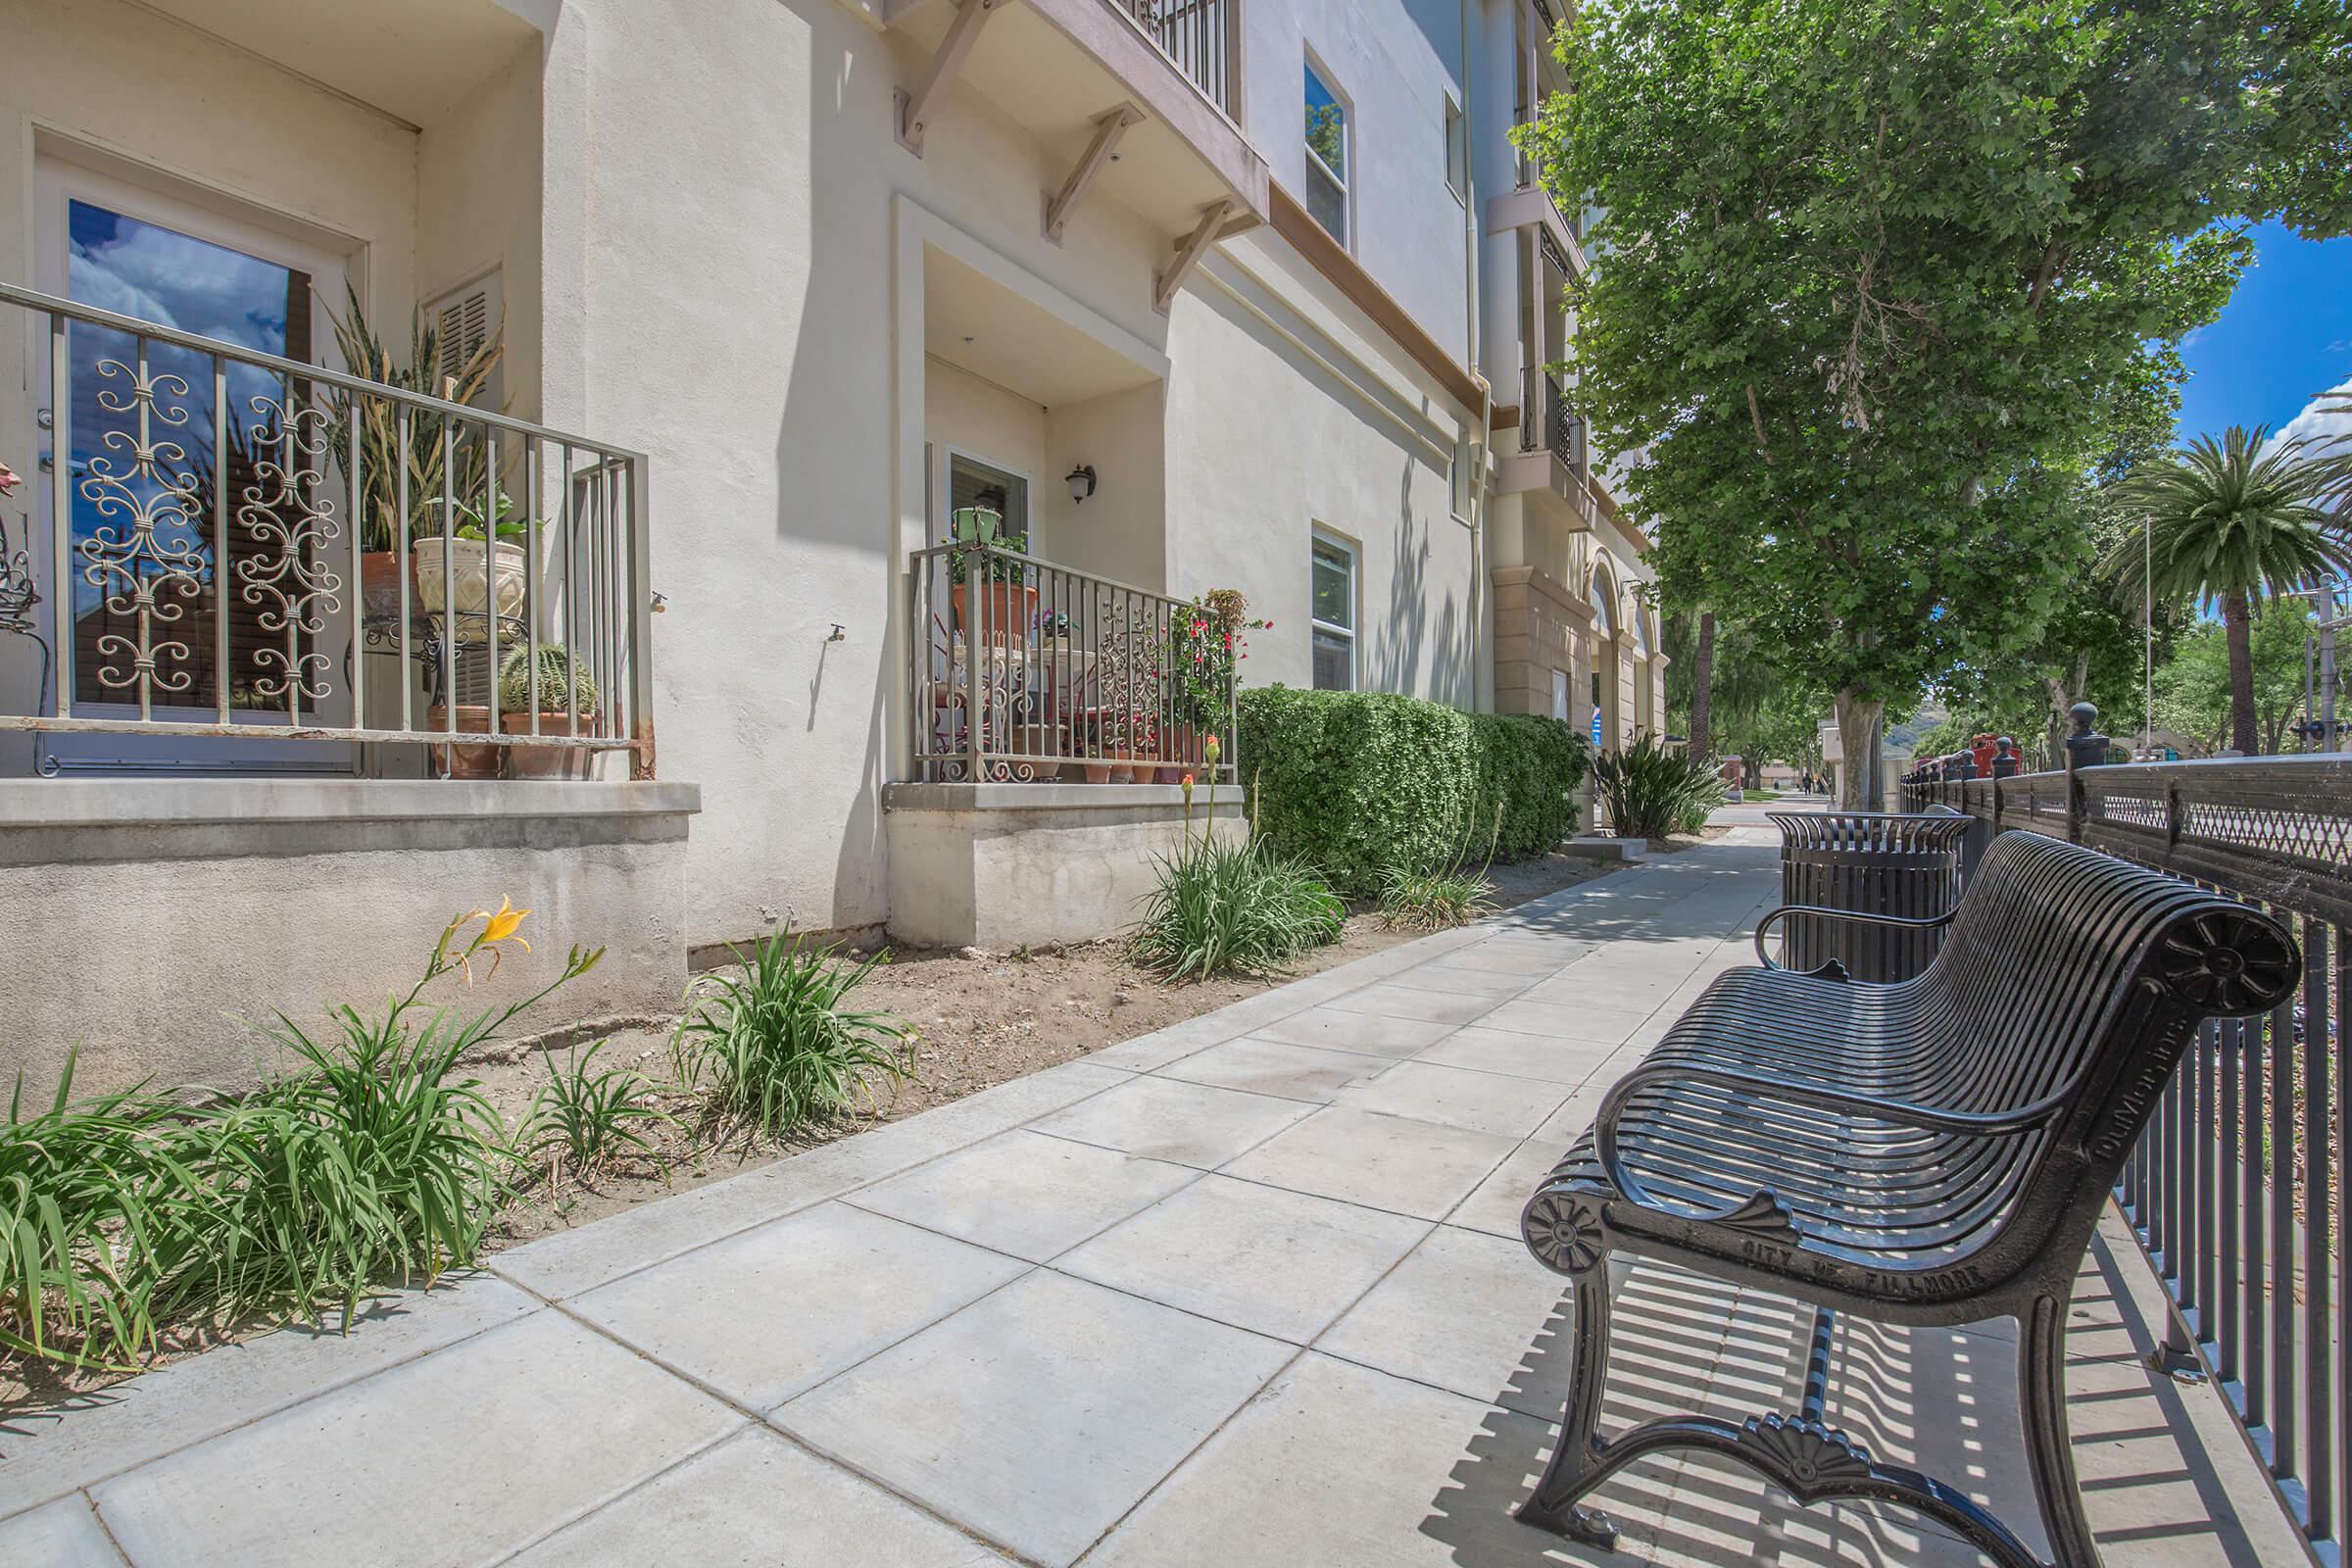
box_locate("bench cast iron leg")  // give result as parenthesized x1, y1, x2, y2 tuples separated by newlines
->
(2021, 1293, 2101, 1568)
(1515, 1246, 1621, 1546)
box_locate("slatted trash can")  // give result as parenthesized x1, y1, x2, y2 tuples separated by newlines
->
(1767, 809, 1970, 983)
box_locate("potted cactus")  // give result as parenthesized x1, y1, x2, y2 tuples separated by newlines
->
(498, 644, 601, 777)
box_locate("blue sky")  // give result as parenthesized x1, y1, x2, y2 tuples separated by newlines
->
(2177, 220, 2352, 444)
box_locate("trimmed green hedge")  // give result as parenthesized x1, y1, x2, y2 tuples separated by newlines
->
(1235, 688, 1589, 897)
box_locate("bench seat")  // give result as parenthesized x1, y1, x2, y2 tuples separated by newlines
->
(1513, 829, 2300, 1568)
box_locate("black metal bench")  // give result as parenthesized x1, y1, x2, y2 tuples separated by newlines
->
(1516, 829, 2300, 1568)
(1762, 807, 1972, 982)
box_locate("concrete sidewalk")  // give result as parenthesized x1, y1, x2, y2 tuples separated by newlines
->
(2, 831, 2297, 1567)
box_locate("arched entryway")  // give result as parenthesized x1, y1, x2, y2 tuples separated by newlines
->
(1588, 562, 1621, 752)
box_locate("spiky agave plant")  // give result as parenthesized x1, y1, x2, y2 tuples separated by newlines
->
(1591, 737, 1727, 840)
(322, 284, 507, 552)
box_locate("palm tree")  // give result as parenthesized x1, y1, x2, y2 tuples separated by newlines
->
(2100, 426, 2352, 755)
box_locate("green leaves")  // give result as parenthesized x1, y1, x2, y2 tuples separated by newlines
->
(1540, 0, 2348, 717)
(519, 1041, 676, 1180)
(1131, 835, 1346, 981)
(1591, 738, 1731, 840)
(1235, 690, 1588, 899)
(671, 934, 914, 1146)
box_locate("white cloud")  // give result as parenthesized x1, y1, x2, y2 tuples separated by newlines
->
(2263, 376, 2352, 459)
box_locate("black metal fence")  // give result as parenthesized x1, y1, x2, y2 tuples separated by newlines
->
(1905, 747, 2349, 1562)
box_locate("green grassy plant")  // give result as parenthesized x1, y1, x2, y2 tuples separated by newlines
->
(163, 904, 601, 1334)
(519, 1040, 676, 1181)
(1131, 834, 1346, 979)
(0, 1053, 198, 1369)
(671, 933, 914, 1144)
(1378, 801, 1502, 932)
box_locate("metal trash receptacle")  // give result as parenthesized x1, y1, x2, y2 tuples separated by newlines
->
(1767, 809, 1970, 983)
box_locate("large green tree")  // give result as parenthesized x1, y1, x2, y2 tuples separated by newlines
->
(2153, 601, 2319, 755)
(1530, 0, 2351, 805)
(2099, 427, 2352, 752)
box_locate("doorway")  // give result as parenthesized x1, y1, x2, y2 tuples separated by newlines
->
(28, 153, 357, 774)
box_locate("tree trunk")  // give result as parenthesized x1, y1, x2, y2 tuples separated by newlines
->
(1688, 610, 1717, 758)
(1834, 689, 1884, 808)
(2223, 589, 2259, 754)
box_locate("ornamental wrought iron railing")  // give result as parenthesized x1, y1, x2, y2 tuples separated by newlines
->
(0, 281, 654, 778)
(1906, 754, 2351, 1563)
(1108, 0, 1239, 118)
(907, 541, 1242, 786)
(1519, 366, 1587, 473)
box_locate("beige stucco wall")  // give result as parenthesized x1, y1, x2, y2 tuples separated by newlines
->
(0, 0, 1566, 962)
(1039, 382, 1169, 592)
(884, 782, 1247, 950)
(416, 37, 545, 423)
(1167, 238, 1480, 705)
(0, 780, 696, 1095)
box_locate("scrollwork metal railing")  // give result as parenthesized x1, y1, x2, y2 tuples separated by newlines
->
(1905, 753, 2351, 1561)
(0, 281, 654, 777)
(906, 541, 1241, 786)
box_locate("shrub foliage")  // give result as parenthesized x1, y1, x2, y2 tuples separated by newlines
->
(1235, 689, 1587, 896)
(1591, 736, 1728, 840)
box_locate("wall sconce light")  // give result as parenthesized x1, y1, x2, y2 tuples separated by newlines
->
(1065, 463, 1098, 504)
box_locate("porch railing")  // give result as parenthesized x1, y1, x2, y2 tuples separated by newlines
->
(1519, 367, 1587, 474)
(907, 542, 1240, 786)
(1905, 753, 2351, 1563)
(1109, 0, 1238, 118)
(0, 281, 652, 777)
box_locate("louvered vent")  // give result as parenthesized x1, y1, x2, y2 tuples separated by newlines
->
(424, 271, 503, 409)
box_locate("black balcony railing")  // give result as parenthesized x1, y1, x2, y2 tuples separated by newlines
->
(1905, 752, 2352, 1561)
(1519, 367, 1586, 473)
(1111, 0, 1236, 117)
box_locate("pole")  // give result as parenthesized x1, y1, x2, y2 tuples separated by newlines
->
(2142, 512, 2153, 757)
(2320, 581, 2341, 754)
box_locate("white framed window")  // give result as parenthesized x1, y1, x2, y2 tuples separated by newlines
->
(1445, 94, 1467, 203)
(1303, 58, 1350, 247)
(1309, 531, 1356, 691)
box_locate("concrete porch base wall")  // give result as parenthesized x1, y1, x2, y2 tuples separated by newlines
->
(883, 783, 1247, 951)
(0, 780, 699, 1096)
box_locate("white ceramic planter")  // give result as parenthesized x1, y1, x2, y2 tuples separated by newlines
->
(412, 538, 526, 644)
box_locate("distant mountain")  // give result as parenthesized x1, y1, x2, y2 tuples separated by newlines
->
(1884, 702, 1948, 757)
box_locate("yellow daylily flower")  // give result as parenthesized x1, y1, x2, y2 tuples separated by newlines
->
(482, 897, 531, 946)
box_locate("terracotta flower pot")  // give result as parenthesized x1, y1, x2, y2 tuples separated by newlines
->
(502, 710, 602, 778)
(1083, 760, 1113, 784)
(360, 551, 404, 620)
(951, 581, 1039, 647)
(425, 706, 501, 779)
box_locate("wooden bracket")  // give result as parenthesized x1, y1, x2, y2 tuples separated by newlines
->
(896, 0, 1004, 158)
(1153, 198, 1237, 315)
(1044, 103, 1145, 245)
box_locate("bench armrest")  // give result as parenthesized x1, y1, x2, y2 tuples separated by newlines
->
(1752, 904, 1956, 972)
(1591, 1059, 2076, 1229)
